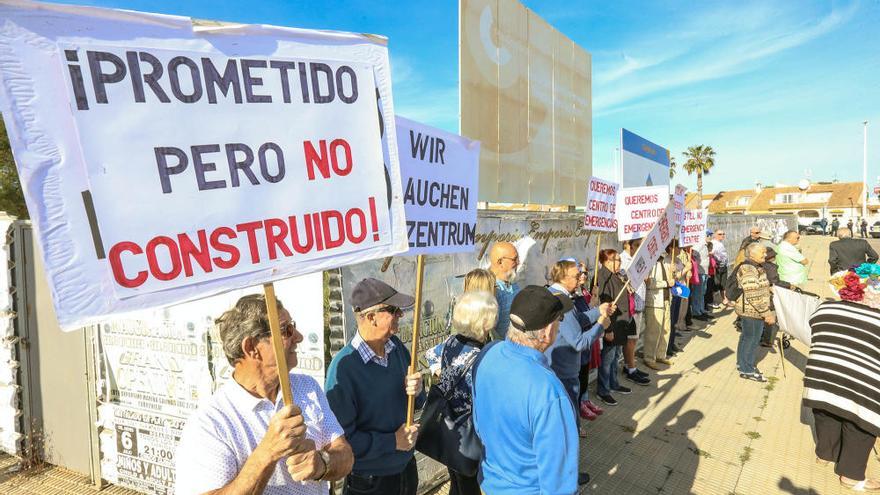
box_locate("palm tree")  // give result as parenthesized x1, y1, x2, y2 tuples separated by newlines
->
(681, 145, 716, 198)
(668, 155, 677, 180)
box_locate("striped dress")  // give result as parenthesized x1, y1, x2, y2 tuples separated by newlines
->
(803, 300, 880, 437)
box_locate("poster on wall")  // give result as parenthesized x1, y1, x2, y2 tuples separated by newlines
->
(0, 1, 407, 329)
(397, 116, 480, 255)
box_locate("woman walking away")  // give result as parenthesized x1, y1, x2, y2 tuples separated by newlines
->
(423, 291, 497, 495)
(805, 264, 880, 492)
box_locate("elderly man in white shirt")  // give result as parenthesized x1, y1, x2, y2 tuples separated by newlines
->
(176, 294, 354, 495)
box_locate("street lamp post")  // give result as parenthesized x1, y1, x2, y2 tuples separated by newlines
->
(864, 121, 869, 220)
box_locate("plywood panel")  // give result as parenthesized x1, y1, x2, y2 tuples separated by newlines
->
(526, 11, 554, 204)
(497, 0, 529, 202)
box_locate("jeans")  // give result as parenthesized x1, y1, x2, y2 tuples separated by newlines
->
(737, 317, 764, 374)
(761, 323, 779, 344)
(597, 344, 621, 396)
(344, 457, 418, 495)
(690, 279, 705, 316)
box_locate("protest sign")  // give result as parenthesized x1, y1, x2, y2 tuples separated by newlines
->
(584, 176, 619, 232)
(672, 184, 687, 226)
(625, 200, 676, 291)
(679, 209, 708, 247)
(617, 186, 669, 241)
(620, 129, 670, 189)
(397, 116, 480, 255)
(0, 2, 407, 329)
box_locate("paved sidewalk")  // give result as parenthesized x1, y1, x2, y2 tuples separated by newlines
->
(2, 234, 876, 494)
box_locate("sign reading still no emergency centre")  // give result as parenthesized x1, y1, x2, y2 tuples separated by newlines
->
(0, 2, 407, 328)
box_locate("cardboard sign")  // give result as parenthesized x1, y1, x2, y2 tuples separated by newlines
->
(397, 116, 480, 255)
(617, 186, 669, 241)
(0, 2, 407, 328)
(672, 184, 687, 227)
(584, 176, 619, 232)
(679, 209, 708, 247)
(625, 200, 676, 291)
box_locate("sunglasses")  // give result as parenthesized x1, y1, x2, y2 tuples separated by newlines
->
(375, 305, 403, 316)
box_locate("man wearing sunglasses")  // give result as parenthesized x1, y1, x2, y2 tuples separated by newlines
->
(326, 278, 425, 495)
(176, 294, 354, 495)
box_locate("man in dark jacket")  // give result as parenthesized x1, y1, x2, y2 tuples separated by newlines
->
(829, 228, 879, 274)
(761, 249, 793, 347)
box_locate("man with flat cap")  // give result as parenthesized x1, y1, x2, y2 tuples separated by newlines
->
(325, 278, 425, 495)
(473, 285, 580, 494)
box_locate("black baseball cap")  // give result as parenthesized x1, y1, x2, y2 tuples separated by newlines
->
(351, 278, 415, 312)
(509, 285, 573, 332)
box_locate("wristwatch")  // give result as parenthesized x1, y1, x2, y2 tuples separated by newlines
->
(317, 450, 331, 480)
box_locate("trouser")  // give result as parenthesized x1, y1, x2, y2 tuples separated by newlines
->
(448, 468, 481, 495)
(668, 297, 683, 355)
(704, 276, 715, 309)
(761, 322, 779, 344)
(344, 457, 418, 495)
(676, 296, 689, 328)
(597, 344, 621, 396)
(736, 317, 763, 374)
(814, 408, 877, 480)
(690, 280, 705, 316)
(578, 361, 591, 402)
(643, 302, 670, 362)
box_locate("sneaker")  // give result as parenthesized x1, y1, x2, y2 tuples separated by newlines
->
(584, 400, 604, 415)
(739, 372, 767, 382)
(599, 394, 618, 406)
(624, 369, 651, 386)
(643, 359, 664, 370)
(657, 358, 674, 366)
(578, 472, 591, 486)
(613, 385, 632, 395)
(580, 406, 597, 421)
(635, 368, 650, 379)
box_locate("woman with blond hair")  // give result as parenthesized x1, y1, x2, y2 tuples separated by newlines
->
(463, 268, 496, 295)
(423, 291, 498, 495)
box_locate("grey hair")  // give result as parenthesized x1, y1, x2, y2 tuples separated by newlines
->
(745, 242, 766, 257)
(215, 294, 284, 366)
(451, 291, 498, 342)
(506, 313, 548, 342)
(838, 227, 853, 239)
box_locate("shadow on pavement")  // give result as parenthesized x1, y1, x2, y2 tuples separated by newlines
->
(778, 476, 822, 495)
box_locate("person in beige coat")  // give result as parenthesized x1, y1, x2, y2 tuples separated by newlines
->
(643, 247, 676, 369)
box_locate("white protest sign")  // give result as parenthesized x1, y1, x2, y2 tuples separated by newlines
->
(672, 184, 687, 227)
(625, 200, 676, 291)
(584, 176, 619, 232)
(617, 185, 669, 241)
(0, 2, 407, 329)
(397, 116, 480, 255)
(679, 209, 708, 247)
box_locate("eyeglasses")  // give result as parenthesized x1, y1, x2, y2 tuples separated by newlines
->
(376, 305, 403, 316)
(500, 256, 519, 264)
(278, 321, 297, 339)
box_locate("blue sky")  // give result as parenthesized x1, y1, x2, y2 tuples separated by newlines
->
(52, 0, 880, 195)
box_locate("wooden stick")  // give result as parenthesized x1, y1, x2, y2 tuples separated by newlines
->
(264, 282, 293, 407)
(778, 335, 786, 378)
(406, 254, 426, 427)
(611, 279, 632, 307)
(593, 233, 602, 289)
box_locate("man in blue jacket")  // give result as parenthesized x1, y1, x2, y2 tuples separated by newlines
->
(325, 278, 425, 495)
(473, 285, 581, 494)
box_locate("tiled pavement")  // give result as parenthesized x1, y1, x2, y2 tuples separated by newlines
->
(1, 234, 876, 494)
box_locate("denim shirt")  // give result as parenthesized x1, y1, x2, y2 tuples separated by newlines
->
(493, 279, 521, 340)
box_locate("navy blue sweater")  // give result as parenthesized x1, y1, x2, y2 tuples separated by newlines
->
(325, 334, 425, 476)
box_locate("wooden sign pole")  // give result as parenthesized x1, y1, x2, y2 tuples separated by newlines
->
(264, 282, 294, 407)
(406, 254, 426, 427)
(593, 233, 603, 289)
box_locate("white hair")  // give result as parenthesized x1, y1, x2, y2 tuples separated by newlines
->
(452, 291, 498, 342)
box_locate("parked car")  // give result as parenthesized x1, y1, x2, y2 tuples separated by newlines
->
(803, 220, 824, 235)
(871, 221, 880, 239)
